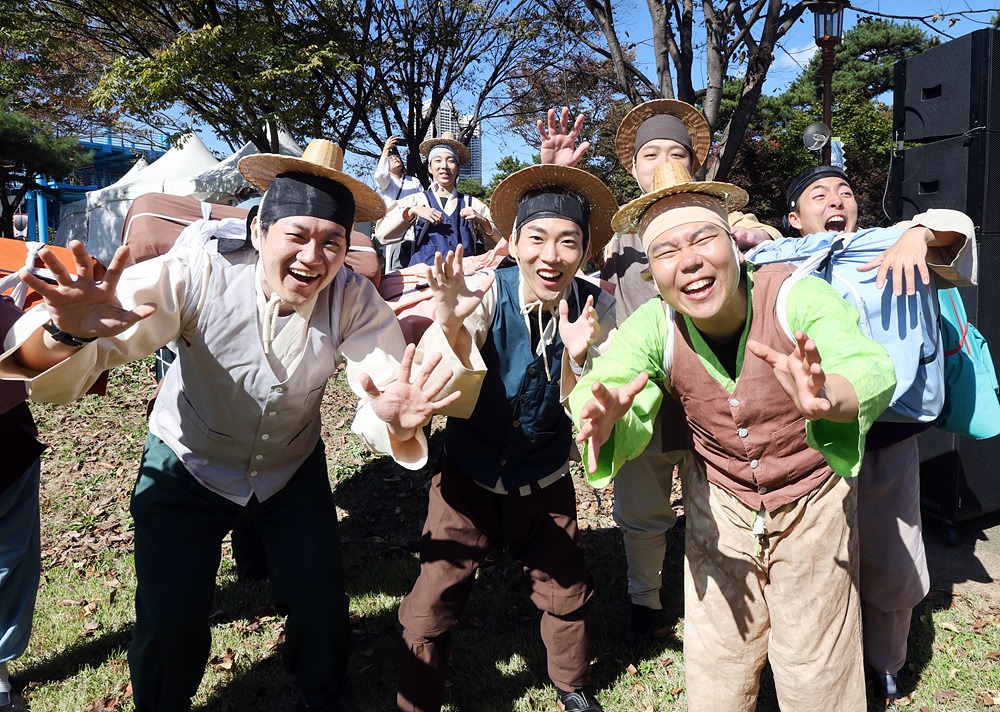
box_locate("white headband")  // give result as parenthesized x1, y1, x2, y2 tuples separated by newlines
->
(639, 194, 730, 252)
(427, 145, 459, 163)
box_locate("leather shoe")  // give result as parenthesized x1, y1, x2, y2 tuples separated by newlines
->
(0, 689, 26, 712)
(625, 602, 657, 649)
(556, 687, 604, 712)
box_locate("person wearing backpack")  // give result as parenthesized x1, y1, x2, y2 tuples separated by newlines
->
(775, 165, 976, 701)
(375, 132, 498, 269)
(570, 161, 896, 711)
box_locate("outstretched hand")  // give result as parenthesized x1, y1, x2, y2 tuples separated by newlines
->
(359, 344, 461, 438)
(20, 240, 156, 339)
(425, 244, 495, 339)
(747, 331, 833, 420)
(558, 295, 599, 366)
(576, 372, 649, 474)
(538, 107, 590, 167)
(857, 226, 931, 296)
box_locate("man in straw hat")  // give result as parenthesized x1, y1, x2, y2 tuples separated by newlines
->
(375, 131, 497, 269)
(0, 139, 461, 712)
(598, 100, 784, 646)
(568, 161, 897, 710)
(756, 164, 976, 702)
(395, 163, 618, 712)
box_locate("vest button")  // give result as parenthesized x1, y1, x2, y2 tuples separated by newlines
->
(738, 428, 748, 438)
(262, 434, 270, 440)
(528, 368, 536, 375)
(256, 454, 263, 460)
(758, 486, 768, 495)
(268, 411, 277, 416)
(729, 398, 740, 408)
(513, 420, 521, 428)
(275, 387, 283, 393)
(250, 471, 258, 477)
(749, 459, 759, 469)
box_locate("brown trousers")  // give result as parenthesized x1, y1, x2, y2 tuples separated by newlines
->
(397, 456, 593, 712)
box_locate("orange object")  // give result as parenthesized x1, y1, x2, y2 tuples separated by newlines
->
(0, 238, 106, 309)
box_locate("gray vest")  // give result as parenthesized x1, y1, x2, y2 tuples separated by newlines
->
(150, 249, 347, 503)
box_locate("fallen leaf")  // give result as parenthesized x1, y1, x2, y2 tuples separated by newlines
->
(976, 691, 996, 706)
(940, 622, 961, 632)
(626, 663, 638, 675)
(936, 690, 957, 703)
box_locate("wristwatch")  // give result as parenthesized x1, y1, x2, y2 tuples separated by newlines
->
(41, 320, 98, 348)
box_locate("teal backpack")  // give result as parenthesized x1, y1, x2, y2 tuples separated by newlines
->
(935, 287, 1000, 439)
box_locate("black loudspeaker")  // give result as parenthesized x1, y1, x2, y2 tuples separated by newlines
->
(917, 272, 1000, 537)
(893, 28, 1000, 142)
(890, 130, 1000, 234)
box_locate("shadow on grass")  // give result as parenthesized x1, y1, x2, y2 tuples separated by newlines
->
(16, 624, 134, 686)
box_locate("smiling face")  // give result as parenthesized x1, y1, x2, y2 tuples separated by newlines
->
(251, 215, 349, 313)
(429, 152, 459, 190)
(514, 217, 588, 309)
(787, 176, 859, 235)
(647, 220, 747, 341)
(632, 139, 695, 193)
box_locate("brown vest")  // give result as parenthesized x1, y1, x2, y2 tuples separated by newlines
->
(670, 263, 832, 510)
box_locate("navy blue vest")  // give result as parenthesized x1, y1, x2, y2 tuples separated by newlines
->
(444, 266, 603, 489)
(403, 190, 481, 267)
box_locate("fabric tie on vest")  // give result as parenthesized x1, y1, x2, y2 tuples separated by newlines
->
(262, 292, 286, 354)
(518, 280, 581, 383)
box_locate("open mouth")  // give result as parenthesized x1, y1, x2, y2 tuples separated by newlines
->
(536, 269, 563, 288)
(682, 277, 715, 297)
(824, 215, 847, 232)
(288, 267, 320, 284)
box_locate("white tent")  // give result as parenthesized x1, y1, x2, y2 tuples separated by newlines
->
(55, 133, 220, 266)
(55, 131, 304, 266)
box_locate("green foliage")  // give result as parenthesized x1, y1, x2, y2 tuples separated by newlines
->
(456, 177, 488, 200)
(726, 93, 894, 230)
(485, 155, 534, 196)
(783, 19, 931, 107)
(0, 105, 92, 238)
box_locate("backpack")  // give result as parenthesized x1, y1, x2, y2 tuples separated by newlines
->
(935, 287, 1000, 439)
(748, 228, 944, 424)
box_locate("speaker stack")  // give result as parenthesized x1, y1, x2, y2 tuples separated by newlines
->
(891, 28, 1000, 538)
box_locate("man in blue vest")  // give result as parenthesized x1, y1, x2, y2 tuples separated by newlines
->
(375, 131, 498, 268)
(395, 163, 619, 712)
(0, 139, 460, 712)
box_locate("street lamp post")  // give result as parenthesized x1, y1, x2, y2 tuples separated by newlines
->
(806, 1, 847, 165)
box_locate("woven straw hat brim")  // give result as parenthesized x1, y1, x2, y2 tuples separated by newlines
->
(419, 137, 472, 165)
(490, 164, 618, 258)
(611, 180, 748, 234)
(238, 154, 386, 223)
(615, 99, 711, 172)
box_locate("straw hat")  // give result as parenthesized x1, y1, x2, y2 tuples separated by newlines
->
(419, 131, 472, 165)
(490, 164, 618, 258)
(611, 162, 748, 234)
(615, 99, 711, 172)
(238, 139, 385, 222)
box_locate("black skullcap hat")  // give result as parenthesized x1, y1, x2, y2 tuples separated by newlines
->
(786, 166, 853, 212)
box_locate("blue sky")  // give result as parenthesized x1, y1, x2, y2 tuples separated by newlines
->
(190, 1, 997, 184)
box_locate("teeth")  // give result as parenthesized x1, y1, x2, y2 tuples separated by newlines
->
(289, 268, 319, 278)
(538, 271, 561, 280)
(683, 278, 712, 293)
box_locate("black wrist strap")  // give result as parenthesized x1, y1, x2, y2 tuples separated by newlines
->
(42, 320, 98, 348)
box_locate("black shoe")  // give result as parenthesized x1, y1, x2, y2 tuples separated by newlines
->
(556, 687, 603, 712)
(625, 602, 657, 649)
(877, 672, 902, 701)
(0, 689, 26, 712)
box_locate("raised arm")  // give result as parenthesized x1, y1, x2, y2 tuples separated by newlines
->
(10, 241, 157, 373)
(538, 107, 590, 167)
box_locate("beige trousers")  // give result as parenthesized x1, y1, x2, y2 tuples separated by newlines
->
(682, 470, 866, 712)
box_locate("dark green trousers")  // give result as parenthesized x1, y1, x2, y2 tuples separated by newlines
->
(128, 434, 349, 712)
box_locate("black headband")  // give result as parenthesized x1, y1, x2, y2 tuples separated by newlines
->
(259, 172, 356, 230)
(786, 166, 852, 211)
(515, 189, 590, 245)
(633, 115, 694, 159)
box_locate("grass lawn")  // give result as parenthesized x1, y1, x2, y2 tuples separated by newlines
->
(11, 359, 1000, 711)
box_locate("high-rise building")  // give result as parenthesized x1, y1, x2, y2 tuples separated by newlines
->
(423, 99, 483, 183)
